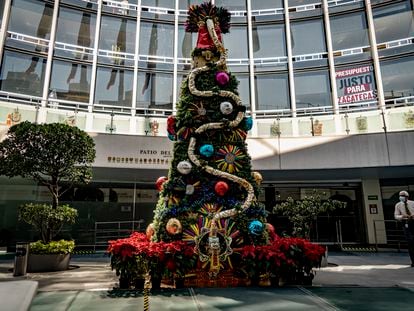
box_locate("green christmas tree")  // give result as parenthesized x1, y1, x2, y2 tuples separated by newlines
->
(151, 2, 268, 277)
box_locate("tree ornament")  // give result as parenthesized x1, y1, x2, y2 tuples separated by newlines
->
(155, 176, 168, 191)
(146, 223, 155, 240)
(248, 220, 264, 236)
(167, 115, 176, 130)
(215, 71, 230, 86)
(166, 218, 182, 235)
(186, 184, 195, 195)
(251, 171, 263, 185)
(243, 117, 253, 131)
(199, 144, 214, 157)
(220, 102, 233, 115)
(168, 133, 176, 141)
(177, 161, 192, 174)
(215, 181, 229, 196)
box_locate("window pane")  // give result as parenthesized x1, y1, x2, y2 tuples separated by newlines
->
(215, 0, 246, 11)
(177, 24, 197, 59)
(330, 11, 369, 51)
(99, 15, 136, 54)
(224, 26, 248, 59)
(49, 60, 92, 103)
(61, 0, 98, 10)
(288, 0, 319, 6)
(137, 71, 173, 109)
(373, 0, 414, 44)
(294, 71, 332, 108)
(0, 50, 46, 96)
(251, 0, 283, 10)
(291, 19, 326, 55)
(102, 0, 138, 17)
(255, 73, 290, 110)
(381, 56, 414, 99)
(139, 22, 174, 58)
(142, 0, 174, 8)
(56, 7, 97, 48)
(252, 22, 286, 58)
(336, 64, 377, 105)
(94, 67, 133, 108)
(235, 73, 250, 109)
(8, 0, 53, 37)
(179, 0, 205, 10)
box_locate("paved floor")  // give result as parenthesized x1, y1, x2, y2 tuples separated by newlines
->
(1, 251, 414, 310)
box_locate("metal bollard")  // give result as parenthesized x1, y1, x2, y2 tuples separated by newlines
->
(13, 242, 29, 276)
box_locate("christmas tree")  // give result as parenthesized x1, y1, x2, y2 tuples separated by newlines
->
(150, 2, 268, 278)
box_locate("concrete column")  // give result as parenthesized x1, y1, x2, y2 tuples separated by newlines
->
(0, 0, 12, 66)
(284, 0, 296, 117)
(361, 179, 387, 244)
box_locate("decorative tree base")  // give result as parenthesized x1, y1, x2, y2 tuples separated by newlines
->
(183, 270, 250, 288)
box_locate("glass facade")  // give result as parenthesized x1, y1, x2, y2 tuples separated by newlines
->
(0, 0, 413, 119)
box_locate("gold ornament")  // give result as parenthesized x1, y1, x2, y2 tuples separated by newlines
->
(252, 171, 263, 185)
(146, 223, 155, 240)
(166, 218, 182, 235)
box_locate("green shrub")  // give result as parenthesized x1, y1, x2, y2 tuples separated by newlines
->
(30, 240, 75, 254)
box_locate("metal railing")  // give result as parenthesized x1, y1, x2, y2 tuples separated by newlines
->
(94, 220, 145, 250)
(373, 219, 407, 252)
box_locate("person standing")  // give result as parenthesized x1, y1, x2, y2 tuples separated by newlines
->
(394, 190, 414, 267)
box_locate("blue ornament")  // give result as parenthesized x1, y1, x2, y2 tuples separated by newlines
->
(199, 144, 214, 157)
(168, 134, 176, 141)
(248, 220, 264, 236)
(244, 117, 253, 131)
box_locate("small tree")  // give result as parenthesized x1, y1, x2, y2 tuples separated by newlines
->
(273, 191, 346, 239)
(0, 121, 96, 242)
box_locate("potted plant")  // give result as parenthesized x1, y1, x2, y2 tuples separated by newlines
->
(273, 190, 346, 239)
(0, 121, 96, 271)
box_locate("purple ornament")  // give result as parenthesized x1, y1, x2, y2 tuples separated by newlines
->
(215, 71, 230, 86)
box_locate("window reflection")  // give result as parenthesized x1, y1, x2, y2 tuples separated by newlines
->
(179, 0, 204, 10)
(234, 74, 250, 108)
(224, 26, 248, 59)
(291, 19, 326, 56)
(288, 0, 319, 6)
(0, 50, 46, 97)
(55, 5, 96, 60)
(60, 0, 98, 10)
(142, 0, 174, 8)
(381, 56, 414, 99)
(49, 60, 92, 103)
(99, 15, 136, 59)
(255, 73, 290, 110)
(330, 11, 369, 51)
(251, 0, 283, 10)
(252, 22, 286, 58)
(215, 0, 246, 11)
(139, 22, 174, 58)
(373, 0, 414, 44)
(95, 67, 133, 107)
(178, 24, 197, 59)
(137, 71, 173, 109)
(102, 0, 138, 17)
(294, 71, 332, 108)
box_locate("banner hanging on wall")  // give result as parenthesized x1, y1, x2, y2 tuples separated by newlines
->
(336, 65, 377, 104)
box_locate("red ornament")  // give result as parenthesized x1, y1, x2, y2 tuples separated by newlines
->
(155, 176, 168, 191)
(215, 71, 230, 86)
(214, 181, 229, 196)
(196, 25, 222, 49)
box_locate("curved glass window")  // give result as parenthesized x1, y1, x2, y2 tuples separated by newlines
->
(288, 0, 319, 6)
(215, 0, 246, 11)
(234, 73, 250, 109)
(380, 56, 414, 99)
(291, 19, 326, 56)
(0, 50, 46, 97)
(251, 0, 283, 10)
(142, 0, 174, 8)
(49, 59, 92, 103)
(7, 0, 53, 51)
(99, 15, 136, 65)
(61, 0, 98, 10)
(179, 0, 204, 10)
(255, 73, 290, 111)
(177, 24, 197, 59)
(139, 22, 174, 58)
(223, 26, 248, 59)
(252, 23, 286, 59)
(373, 0, 414, 44)
(102, 0, 138, 17)
(294, 70, 332, 108)
(94, 67, 133, 108)
(330, 11, 369, 51)
(137, 71, 173, 109)
(55, 6, 96, 61)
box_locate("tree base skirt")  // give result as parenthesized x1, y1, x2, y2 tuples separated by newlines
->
(27, 254, 70, 272)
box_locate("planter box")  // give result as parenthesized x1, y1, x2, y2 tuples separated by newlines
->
(27, 253, 70, 272)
